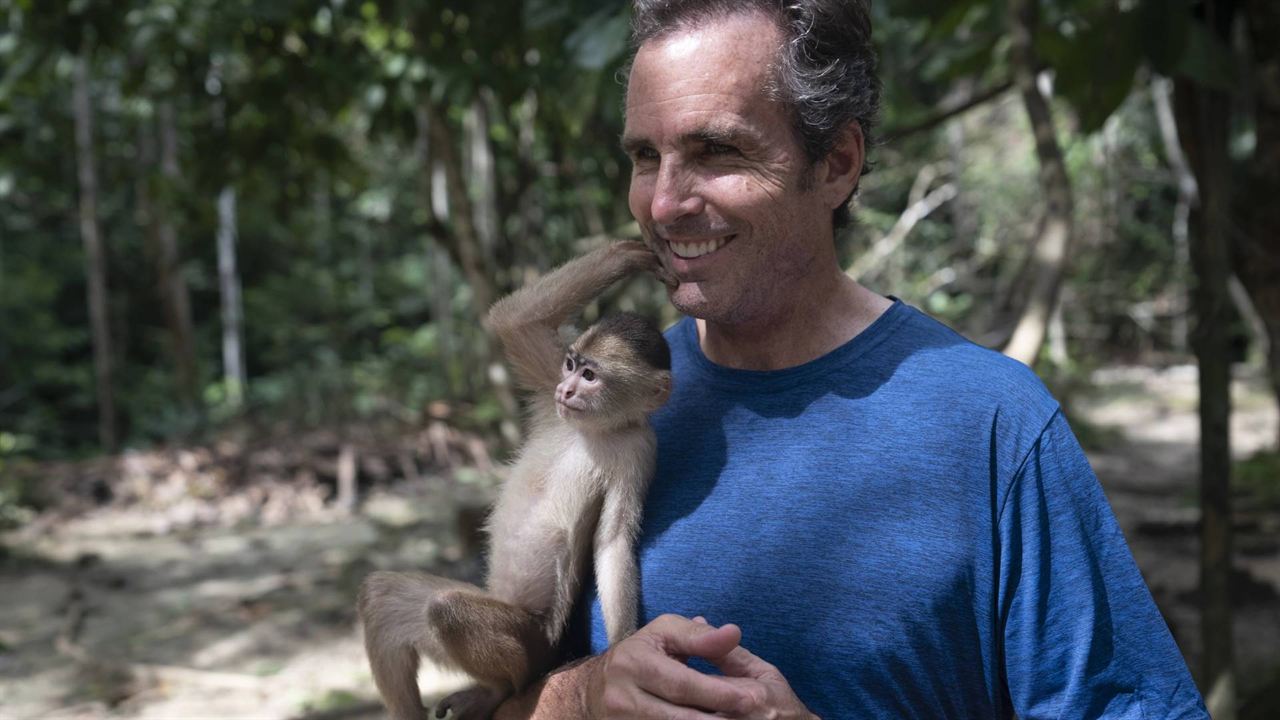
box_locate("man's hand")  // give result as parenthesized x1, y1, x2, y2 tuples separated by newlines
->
(586, 614, 742, 718)
(706, 638, 820, 720)
(495, 614, 818, 720)
(588, 614, 819, 720)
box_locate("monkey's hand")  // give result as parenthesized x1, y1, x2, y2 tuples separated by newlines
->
(637, 233, 678, 290)
(610, 239, 661, 274)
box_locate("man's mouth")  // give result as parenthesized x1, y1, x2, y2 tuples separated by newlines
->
(668, 235, 733, 260)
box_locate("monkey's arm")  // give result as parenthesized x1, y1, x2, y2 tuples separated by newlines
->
(487, 241, 658, 393)
(594, 476, 647, 643)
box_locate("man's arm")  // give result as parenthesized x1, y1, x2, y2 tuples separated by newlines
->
(1000, 412, 1207, 718)
(495, 615, 819, 720)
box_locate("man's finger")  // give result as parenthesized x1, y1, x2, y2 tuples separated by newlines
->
(680, 622, 741, 661)
(708, 644, 781, 680)
(632, 656, 749, 714)
(648, 615, 742, 661)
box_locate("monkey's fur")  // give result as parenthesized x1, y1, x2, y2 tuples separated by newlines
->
(358, 242, 670, 720)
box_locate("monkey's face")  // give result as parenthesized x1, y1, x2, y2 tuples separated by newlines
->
(556, 340, 671, 431)
(556, 352, 605, 421)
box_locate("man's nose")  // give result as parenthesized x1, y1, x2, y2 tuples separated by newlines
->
(650, 160, 705, 225)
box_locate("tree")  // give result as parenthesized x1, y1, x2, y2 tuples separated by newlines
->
(72, 48, 116, 452)
(1000, 0, 1075, 367)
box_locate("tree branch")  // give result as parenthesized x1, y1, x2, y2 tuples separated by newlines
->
(882, 79, 1014, 142)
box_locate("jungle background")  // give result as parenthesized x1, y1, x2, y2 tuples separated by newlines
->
(1, 0, 1278, 718)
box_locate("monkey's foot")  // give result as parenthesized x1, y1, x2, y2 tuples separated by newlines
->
(433, 685, 505, 720)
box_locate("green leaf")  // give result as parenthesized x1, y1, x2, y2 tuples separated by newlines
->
(524, 0, 571, 31)
(1136, 0, 1191, 75)
(1174, 23, 1237, 92)
(1042, 8, 1141, 134)
(565, 8, 629, 71)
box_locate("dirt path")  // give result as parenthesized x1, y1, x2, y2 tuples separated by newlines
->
(1074, 365, 1280, 709)
(1, 365, 1276, 719)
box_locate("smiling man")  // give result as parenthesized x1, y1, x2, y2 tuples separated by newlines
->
(496, 1, 1207, 718)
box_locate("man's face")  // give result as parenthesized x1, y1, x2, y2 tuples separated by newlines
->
(624, 12, 835, 327)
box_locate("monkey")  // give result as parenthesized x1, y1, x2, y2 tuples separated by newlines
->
(358, 241, 671, 720)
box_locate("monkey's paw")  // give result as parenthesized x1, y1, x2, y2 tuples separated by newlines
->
(433, 685, 505, 720)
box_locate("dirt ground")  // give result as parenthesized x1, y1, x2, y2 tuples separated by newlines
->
(1, 364, 1277, 719)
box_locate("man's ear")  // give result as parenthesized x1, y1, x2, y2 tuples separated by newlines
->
(818, 121, 865, 209)
(646, 371, 673, 412)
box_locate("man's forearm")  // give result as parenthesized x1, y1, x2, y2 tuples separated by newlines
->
(494, 655, 599, 720)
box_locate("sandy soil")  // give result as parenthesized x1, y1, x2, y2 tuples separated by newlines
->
(1, 364, 1276, 719)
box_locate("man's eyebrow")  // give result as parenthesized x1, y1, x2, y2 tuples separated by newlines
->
(621, 134, 651, 156)
(687, 125, 752, 147)
(620, 124, 754, 155)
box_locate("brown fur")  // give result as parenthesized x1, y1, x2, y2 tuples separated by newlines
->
(356, 242, 669, 720)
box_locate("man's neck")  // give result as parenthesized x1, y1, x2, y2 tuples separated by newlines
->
(695, 274, 892, 371)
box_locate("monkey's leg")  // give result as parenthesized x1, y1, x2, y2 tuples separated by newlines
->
(428, 590, 554, 694)
(433, 684, 506, 720)
(358, 568, 442, 712)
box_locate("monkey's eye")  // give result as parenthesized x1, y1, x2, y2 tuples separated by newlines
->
(581, 369, 596, 382)
(565, 356, 574, 372)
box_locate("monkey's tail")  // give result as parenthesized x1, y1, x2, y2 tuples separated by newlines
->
(427, 590, 554, 693)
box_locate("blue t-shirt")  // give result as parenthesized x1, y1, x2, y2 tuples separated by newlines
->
(584, 301, 1206, 718)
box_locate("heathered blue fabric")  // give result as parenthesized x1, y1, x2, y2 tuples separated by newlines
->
(583, 300, 1207, 719)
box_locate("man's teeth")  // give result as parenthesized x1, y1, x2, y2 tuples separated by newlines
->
(670, 236, 730, 259)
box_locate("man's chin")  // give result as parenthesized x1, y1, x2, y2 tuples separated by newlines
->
(668, 284, 719, 320)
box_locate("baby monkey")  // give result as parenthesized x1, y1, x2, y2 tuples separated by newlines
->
(358, 241, 671, 720)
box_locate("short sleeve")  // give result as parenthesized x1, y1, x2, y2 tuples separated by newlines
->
(998, 411, 1208, 719)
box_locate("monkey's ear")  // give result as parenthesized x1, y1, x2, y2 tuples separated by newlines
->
(646, 371, 672, 412)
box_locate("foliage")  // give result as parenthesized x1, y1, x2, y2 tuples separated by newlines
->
(1236, 450, 1280, 511)
(0, 0, 1267, 458)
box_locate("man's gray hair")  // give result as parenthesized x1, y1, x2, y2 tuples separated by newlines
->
(630, 0, 880, 229)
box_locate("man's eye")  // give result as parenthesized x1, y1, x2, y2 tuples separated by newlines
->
(582, 369, 596, 382)
(705, 142, 738, 156)
(633, 147, 659, 162)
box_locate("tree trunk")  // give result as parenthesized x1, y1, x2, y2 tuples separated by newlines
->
(217, 186, 246, 408)
(414, 102, 459, 398)
(156, 100, 200, 411)
(210, 73, 247, 411)
(1175, 0, 1238, 713)
(1242, 0, 1280, 450)
(1151, 77, 1196, 354)
(72, 52, 116, 452)
(1001, 0, 1075, 368)
(418, 98, 521, 445)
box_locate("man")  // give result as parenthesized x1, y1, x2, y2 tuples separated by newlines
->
(498, 1, 1207, 717)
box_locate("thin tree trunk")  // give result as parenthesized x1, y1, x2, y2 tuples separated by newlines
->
(156, 100, 200, 410)
(217, 187, 246, 407)
(336, 442, 357, 514)
(72, 52, 116, 451)
(1242, 0, 1280, 450)
(1191, 89, 1237, 719)
(1176, 0, 1237, 712)
(1152, 77, 1196, 354)
(466, 95, 501, 266)
(1002, 0, 1075, 368)
(420, 99, 520, 444)
(416, 102, 458, 398)
(210, 70, 247, 411)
